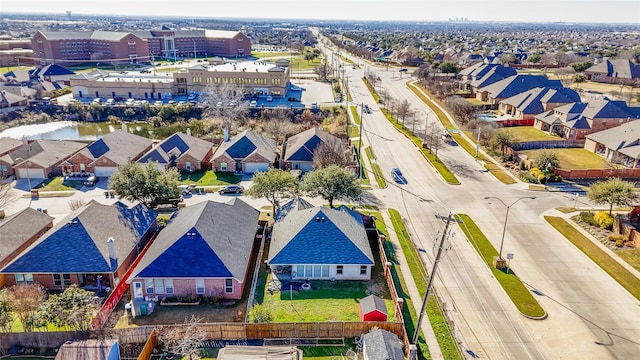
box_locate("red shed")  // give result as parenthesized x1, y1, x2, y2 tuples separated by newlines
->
(359, 294, 388, 321)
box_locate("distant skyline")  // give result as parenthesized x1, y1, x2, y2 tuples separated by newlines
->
(1, 0, 639, 24)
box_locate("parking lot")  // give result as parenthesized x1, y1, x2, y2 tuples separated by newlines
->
(290, 79, 337, 107)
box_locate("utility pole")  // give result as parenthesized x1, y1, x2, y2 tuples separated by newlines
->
(475, 128, 481, 158)
(358, 103, 364, 179)
(412, 212, 453, 345)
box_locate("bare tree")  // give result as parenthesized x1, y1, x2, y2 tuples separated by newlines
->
(68, 198, 87, 211)
(7, 284, 47, 332)
(201, 83, 249, 136)
(157, 315, 206, 360)
(313, 137, 349, 168)
(263, 109, 295, 146)
(445, 96, 478, 125)
(423, 123, 445, 161)
(313, 63, 333, 81)
(0, 173, 16, 211)
(396, 99, 413, 126)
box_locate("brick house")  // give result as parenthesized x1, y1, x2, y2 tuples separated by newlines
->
(0, 208, 53, 287)
(585, 58, 640, 85)
(211, 129, 277, 173)
(282, 127, 344, 172)
(138, 131, 213, 172)
(498, 87, 580, 120)
(127, 199, 259, 301)
(584, 121, 640, 168)
(1, 201, 157, 291)
(2, 140, 87, 179)
(0, 137, 22, 178)
(61, 129, 153, 177)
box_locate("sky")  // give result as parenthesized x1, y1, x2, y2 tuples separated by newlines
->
(1, 0, 639, 24)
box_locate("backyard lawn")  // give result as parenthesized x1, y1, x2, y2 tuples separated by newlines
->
(500, 126, 563, 142)
(258, 277, 396, 323)
(519, 148, 607, 169)
(178, 171, 241, 186)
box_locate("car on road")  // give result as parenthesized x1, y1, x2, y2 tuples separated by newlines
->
(399, 68, 408, 72)
(250, 100, 258, 107)
(363, 104, 371, 113)
(219, 185, 244, 194)
(391, 168, 407, 184)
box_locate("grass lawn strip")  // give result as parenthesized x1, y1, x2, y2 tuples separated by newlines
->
(389, 209, 463, 360)
(545, 216, 640, 300)
(520, 148, 607, 170)
(380, 109, 459, 185)
(178, 171, 241, 186)
(407, 83, 516, 185)
(364, 146, 387, 188)
(455, 214, 546, 318)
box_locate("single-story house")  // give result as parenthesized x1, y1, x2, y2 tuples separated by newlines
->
(1, 139, 87, 179)
(0, 137, 23, 178)
(361, 329, 405, 360)
(127, 199, 259, 301)
(138, 130, 213, 172)
(0, 89, 28, 108)
(210, 129, 277, 173)
(584, 121, 640, 168)
(498, 87, 580, 120)
(62, 128, 153, 177)
(459, 63, 517, 93)
(1, 200, 157, 291)
(268, 205, 374, 281)
(534, 98, 640, 140)
(0, 207, 53, 287)
(585, 58, 640, 85)
(359, 294, 388, 322)
(476, 74, 562, 105)
(282, 127, 343, 172)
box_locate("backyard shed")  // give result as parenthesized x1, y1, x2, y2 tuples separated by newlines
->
(359, 294, 388, 321)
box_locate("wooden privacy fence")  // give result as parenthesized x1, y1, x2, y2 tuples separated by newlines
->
(137, 329, 157, 360)
(0, 331, 88, 351)
(553, 167, 640, 180)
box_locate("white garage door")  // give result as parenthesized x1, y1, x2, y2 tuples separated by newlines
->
(94, 166, 117, 177)
(244, 163, 270, 173)
(17, 168, 46, 179)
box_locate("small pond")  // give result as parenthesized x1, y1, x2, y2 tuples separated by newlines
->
(0, 121, 153, 141)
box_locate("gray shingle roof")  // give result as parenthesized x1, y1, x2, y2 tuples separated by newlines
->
(38, 30, 92, 40)
(0, 207, 53, 265)
(212, 129, 277, 163)
(6, 140, 86, 169)
(0, 137, 22, 154)
(500, 87, 580, 115)
(78, 131, 153, 165)
(360, 294, 388, 315)
(129, 199, 259, 281)
(586, 121, 640, 159)
(268, 207, 374, 266)
(586, 59, 640, 80)
(139, 132, 212, 165)
(283, 127, 338, 163)
(55, 339, 118, 360)
(480, 74, 561, 100)
(361, 329, 404, 360)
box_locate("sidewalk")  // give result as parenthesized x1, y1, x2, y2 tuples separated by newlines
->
(379, 210, 444, 360)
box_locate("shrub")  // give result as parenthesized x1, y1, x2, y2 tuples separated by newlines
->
(607, 234, 627, 243)
(249, 304, 273, 323)
(579, 211, 598, 227)
(518, 170, 538, 183)
(594, 211, 614, 230)
(615, 239, 624, 247)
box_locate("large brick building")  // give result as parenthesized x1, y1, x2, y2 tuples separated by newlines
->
(31, 29, 251, 65)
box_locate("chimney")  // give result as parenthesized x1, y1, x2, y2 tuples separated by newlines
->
(186, 128, 191, 137)
(107, 237, 117, 270)
(223, 127, 230, 142)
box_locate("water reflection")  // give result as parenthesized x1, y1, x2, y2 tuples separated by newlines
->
(0, 121, 152, 141)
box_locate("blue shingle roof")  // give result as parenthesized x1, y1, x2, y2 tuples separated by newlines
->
(136, 228, 233, 278)
(87, 138, 110, 159)
(159, 133, 189, 154)
(226, 136, 257, 159)
(269, 208, 374, 266)
(287, 135, 323, 161)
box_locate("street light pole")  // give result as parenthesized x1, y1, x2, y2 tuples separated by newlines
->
(484, 196, 536, 265)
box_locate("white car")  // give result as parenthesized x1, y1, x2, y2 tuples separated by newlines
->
(250, 100, 257, 107)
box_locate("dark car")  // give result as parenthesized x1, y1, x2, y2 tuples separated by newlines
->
(391, 168, 407, 184)
(219, 185, 244, 194)
(363, 104, 371, 113)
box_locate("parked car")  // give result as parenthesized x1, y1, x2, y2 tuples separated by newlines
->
(391, 168, 407, 184)
(250, 100, 257, 107)
(219, 185, 244, 194)
(266, 96, 273, 102)
(310, 102, 319, 109)
(83, 175, 98, 186)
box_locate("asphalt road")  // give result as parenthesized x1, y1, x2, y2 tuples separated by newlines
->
(330, 41, 640, 360)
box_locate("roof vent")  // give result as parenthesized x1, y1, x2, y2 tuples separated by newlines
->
(315, 217, 320, 222)
(321, 217, 325, 223)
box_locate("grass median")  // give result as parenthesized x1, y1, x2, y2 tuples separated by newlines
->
(407, 82, 516, 185)
(389, 209, 463, 360)
(455, 214, 546, 318)
(545, 216, 640, 301)
(364, 146, 387, 188)
(380, 109, 459, 185)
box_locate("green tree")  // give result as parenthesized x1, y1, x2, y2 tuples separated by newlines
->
(0, 289, 13, 332)
(300, 165, 361, 208)
(573, 73, 587, 89)
(108, 162, 181, 208)
(36, 285, 97, 330)
(438, 61, 458, 74)
(533, 150, 560, 170)
(489, 131, 519, 156)
(6, 284, 46, 332)
(570, 60, 594, 73)
(528, 52, 541, 64)
(587, 178, 639, 215)
(245, 169, 299, 213)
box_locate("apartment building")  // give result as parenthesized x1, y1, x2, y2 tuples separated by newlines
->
(31, 29, 251, 65)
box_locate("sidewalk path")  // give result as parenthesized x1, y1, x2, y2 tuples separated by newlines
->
(379, 210, 444, 360)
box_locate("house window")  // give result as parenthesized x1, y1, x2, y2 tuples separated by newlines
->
(314, 265, 321, 278)
(296, 265, 304, 278)
(360, 266, 367, 275)
(195, 279, 205, 294)
(321, 266, 329, 278)
(80, 163, 86, 172)
(165, 279, 174, 294)
(154, 279, 164, 294)
(145, 279, 154, 294)
(220, 162, 227, 171)
(186, 162, 191, 171)
(305, 265, 312, 278)
(225, 279, 233, 294)
(0, 164, 7, 172)
(15, 273, 34, 285)
(336, 266, 343, 275)
(53, 274, 72, 287)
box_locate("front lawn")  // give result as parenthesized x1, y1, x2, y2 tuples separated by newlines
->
(178, 171, 241, 186)
(34, 177, 84, 191)
(498, 126, 563, 142)
(519, 148, 607, 169)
